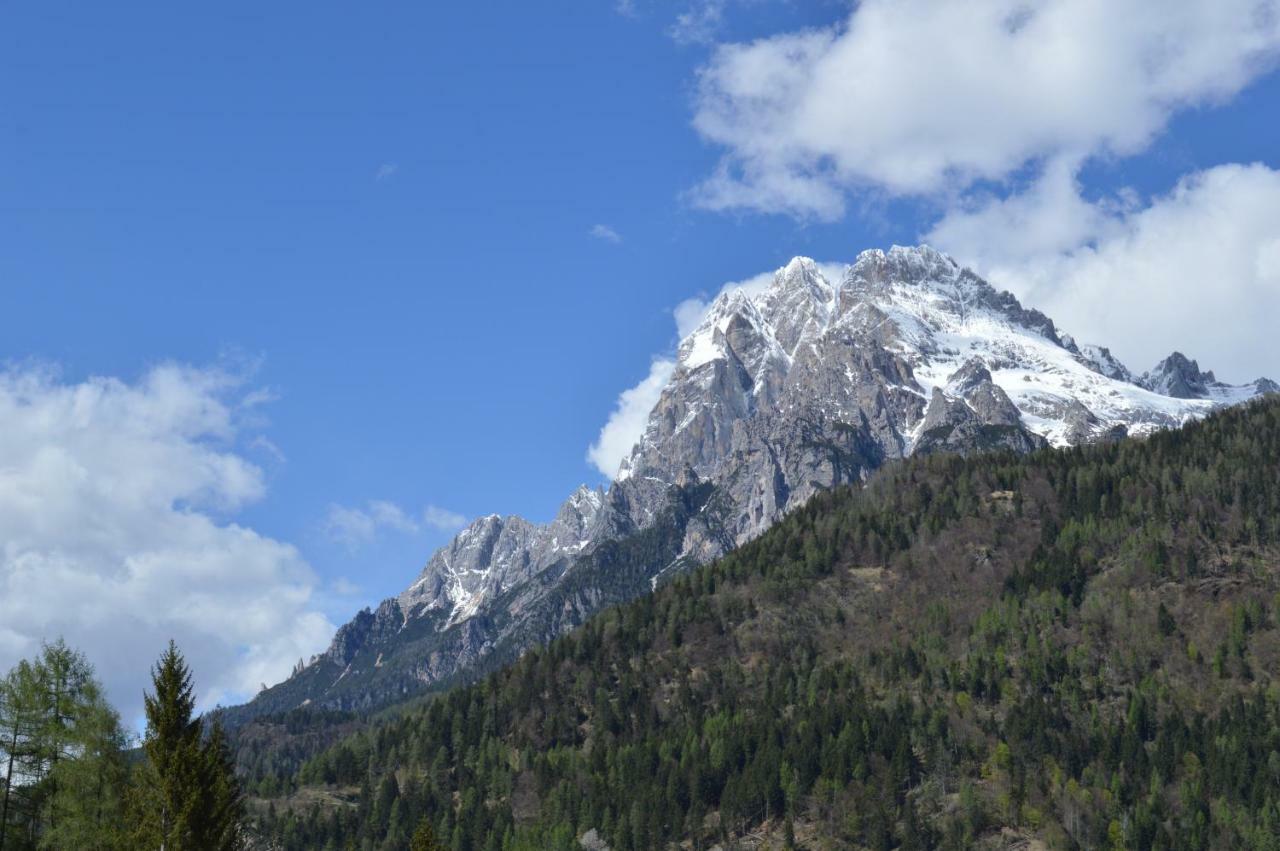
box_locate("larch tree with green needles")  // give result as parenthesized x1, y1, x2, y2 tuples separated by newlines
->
(0, 640, 129, 851)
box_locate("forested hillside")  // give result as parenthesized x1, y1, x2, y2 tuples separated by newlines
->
(224, 482, 719, 724)
(255, 398, 1280, 850)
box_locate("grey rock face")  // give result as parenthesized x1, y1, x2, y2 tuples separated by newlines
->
(914, 385, 1047, 457)
(394, 483, 627, 626)
(238, 245, 1274, 720)
(1141, 352, 1217, 398)
(618, 244, 1272, 548)
(944, 359, 1023, 426)
(1139, 352, 1277, 404)
(1078, 344, 1133, 382)
(579, 829, 613, 851)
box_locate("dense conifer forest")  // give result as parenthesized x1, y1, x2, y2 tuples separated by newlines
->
(247, 399, 1280, 849)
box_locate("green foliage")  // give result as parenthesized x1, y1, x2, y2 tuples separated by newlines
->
(130, 641, 205, 848)
(409, 818, 446, 851)
(226, 482, 720, 726)
(0, 658, 44, 849)
(250, 399, 1280, 850)
(0, 643, 267, 851)
(130, 641, 246, 850)
(202, 722, 246, 851)
(216, 706, 360, 799)
(0, 640, 129, 851)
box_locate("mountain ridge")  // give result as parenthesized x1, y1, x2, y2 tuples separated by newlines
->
(229, 244, 1275, 721)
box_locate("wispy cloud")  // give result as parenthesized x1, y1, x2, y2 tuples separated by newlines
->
(325, 499, 468, 547)
(330, 577, 363, 597)
(375, 162, 399, 182)
(423, 504, 468, 531)
(616, 0, 735, 44)
(248, 434, 287, 464)
(589, 223, 623, 244)
(670, 0, 725, 45)
(324, 500, 419, 548)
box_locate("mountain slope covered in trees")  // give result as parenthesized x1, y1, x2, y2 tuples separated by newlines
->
(240, 246, 1276, 725)
(256, 398, 1280, 850)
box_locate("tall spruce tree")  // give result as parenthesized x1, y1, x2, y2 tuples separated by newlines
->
(131, 641, 244, 851)
(132, 641, 203, 849)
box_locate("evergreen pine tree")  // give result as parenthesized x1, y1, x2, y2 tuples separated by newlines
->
(200, 720, 245, 851)
(410, 817, 446, 851)
(131, 640, 244, 850)
(132, 641, 203, 849)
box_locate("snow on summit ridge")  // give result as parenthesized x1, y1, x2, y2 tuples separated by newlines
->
(626, 244, 1268, 468)
(269, 245, 1274, 716)
(415, 243, 1273, 628)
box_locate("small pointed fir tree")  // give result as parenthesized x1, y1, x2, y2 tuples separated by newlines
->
(200, 720, 245, 851)
(410, 817, 447, 851)
(132, 640, 204, 849)
(130, 641, 243, 850)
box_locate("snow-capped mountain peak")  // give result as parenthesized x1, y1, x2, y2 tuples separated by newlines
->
(623, 246, 1273, 531)
(411, 245, 1273, 627)
(279, 245, 1274, 716)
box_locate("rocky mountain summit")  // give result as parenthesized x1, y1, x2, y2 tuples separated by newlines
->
(620, 245, 1271, 544)
(1140, 351, 1278, 399)
(231, 245, 1275, 719)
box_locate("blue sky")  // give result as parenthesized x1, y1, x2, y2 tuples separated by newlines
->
(3, 0, 1280, 714)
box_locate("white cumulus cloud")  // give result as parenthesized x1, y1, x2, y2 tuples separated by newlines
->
(690, 0, 1280, 218)
(929, 162, 1280, 380)
(0, 363, 335, 719)
(586, 359, 677, 479)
